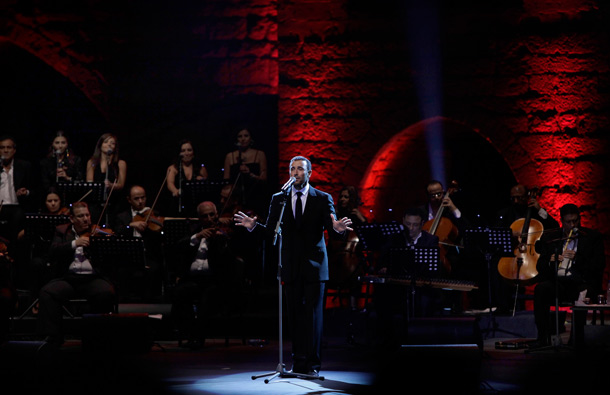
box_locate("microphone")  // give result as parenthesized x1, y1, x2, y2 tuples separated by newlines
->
(281, 177, 296, 193)
(54, 149, 62, 156)
(106, 149, 113, 156)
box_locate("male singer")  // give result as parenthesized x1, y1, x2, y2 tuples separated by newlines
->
(234, 156, 352, 377)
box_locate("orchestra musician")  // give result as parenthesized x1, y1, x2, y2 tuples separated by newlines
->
(532, 203, 605, 347)
(37, 202, 117, 348)
(171, 201, 238, 349)
(112, 185, 163, 301)
(492, 184, 560, 314)
(374, 207, 441, 346)
(0, 235, 16, 345)
(420, 180, 467, 275)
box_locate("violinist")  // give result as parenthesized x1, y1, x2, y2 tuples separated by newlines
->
(22, 188, 71, 301)
(41, 188, 70, 216)
(0, 235, 16, 344)
(113, 185, 163, 301)
(37, 201, 117, 348)
(171, 201, 239, 349)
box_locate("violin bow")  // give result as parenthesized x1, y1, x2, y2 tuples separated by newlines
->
(146, 169, 169, 222)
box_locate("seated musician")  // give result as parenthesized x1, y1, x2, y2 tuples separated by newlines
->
(0, 236, 16, 344)
(112, 185, 163, 302)
(533, 203, 605, 347)
(373, 207, 441, 347)
(492, 184, 560, 314)
(171, 201, 239, 349)
(37, 202, 117, 348)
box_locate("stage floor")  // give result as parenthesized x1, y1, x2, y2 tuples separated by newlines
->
(3, 305, 610, 394)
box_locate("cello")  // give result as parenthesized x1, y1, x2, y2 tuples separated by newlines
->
(497, 187, 543, 285)
(423, 180, 460, 274)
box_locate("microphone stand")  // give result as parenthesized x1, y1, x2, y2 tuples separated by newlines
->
(252, 188, 324, 383)
(527, 236, 574, 353)
(56, 152, 61, 184)
(178, 159, 183, 215)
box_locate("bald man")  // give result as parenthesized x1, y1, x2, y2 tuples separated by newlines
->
(171, 201, 238, 349)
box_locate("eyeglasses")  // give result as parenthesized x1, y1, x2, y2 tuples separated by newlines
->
(428, 192, 444, 198)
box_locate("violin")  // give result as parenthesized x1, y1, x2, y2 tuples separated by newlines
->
(422, 180, 460, 274)
(133, 208, 165, 233)
(497, 187, 543, 285)
(82, 224, 114, 238)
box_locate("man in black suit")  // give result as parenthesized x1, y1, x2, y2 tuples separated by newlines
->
(171, 200, 238, 349)
(37, 202, 117, 347)
(492, 184, 560, 314)
(533, 203, 605, 347)
(113, 185, 163, 301)
(234, 155, 352, 377)
(374, 207, 442, 344)
(0, 135, 35, 292)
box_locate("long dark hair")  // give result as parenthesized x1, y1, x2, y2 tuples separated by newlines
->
(90, 133, 119, 167)
(47, 130, 77, 166)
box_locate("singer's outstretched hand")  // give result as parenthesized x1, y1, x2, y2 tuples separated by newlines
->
(234, 211, 257, 231)
(331, 214, 353, 233)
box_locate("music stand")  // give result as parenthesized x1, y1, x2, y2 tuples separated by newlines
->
(24, 214, 71, 242)
(355, 222, 402, 252)
(160, 218, 194, 286)
(161, 218, 193, 245)
(57, 182, 105, 204)
(90, 236, 146, 275)
(353, 222, 402, 314)
(464, 227, 518, 339)
(388, 246, 440, 319)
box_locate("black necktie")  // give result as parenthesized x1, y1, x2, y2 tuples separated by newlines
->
(295, 191, 303, 227)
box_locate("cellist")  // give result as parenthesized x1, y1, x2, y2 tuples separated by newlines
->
(421, 180, 467, 274)
(492, 184, 559, 314)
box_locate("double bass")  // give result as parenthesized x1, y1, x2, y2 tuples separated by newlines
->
(422, 181, 460, 274)
(497, 187, 543, 284)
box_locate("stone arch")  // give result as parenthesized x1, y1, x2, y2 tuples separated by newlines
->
(359, 116, 517, 224)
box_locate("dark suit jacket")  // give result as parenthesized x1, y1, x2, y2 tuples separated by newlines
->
(535, 227, 606, 296)
(174, 221, 235, 280)
(256, 186, 337, 283)
(113, 209, 163, 259)
(48, 223, 106, 277)
(8, 158, 35, 211)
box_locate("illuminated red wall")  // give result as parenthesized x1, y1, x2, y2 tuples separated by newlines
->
(277, 1, 610, 284)
(1, 1, 608, 283)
